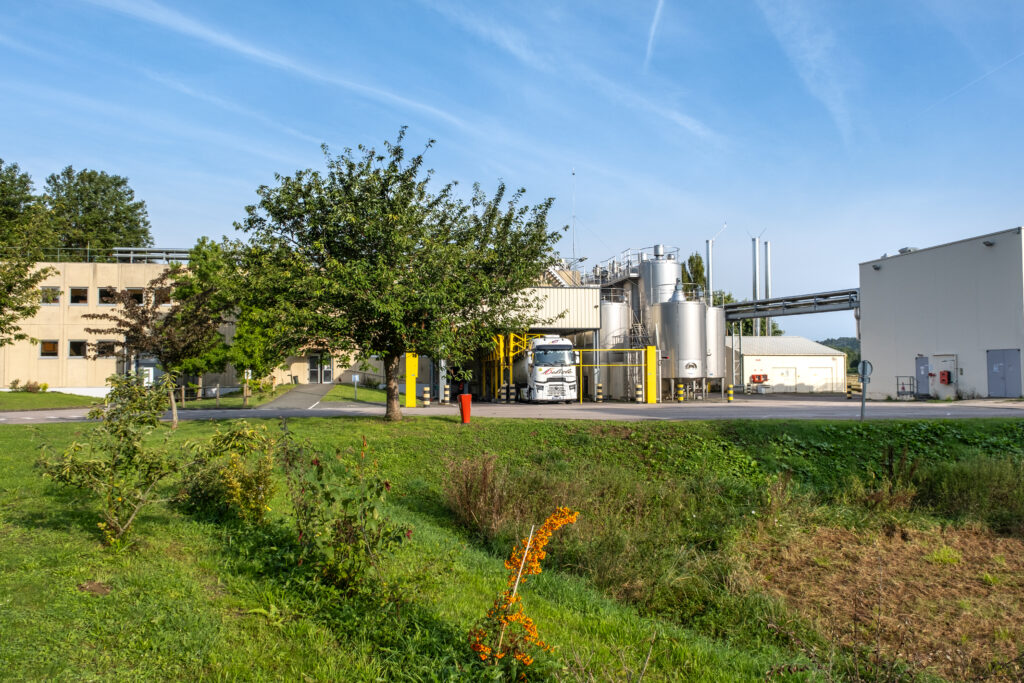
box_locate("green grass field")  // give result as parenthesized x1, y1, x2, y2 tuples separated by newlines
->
(178, 383, 298, 410)
(322, 383, 388, 404)
(2, 416, 1022, 680)
(0, 391, 98, 410)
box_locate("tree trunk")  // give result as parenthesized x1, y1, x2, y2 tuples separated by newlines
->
(168, 387, 179, 429)
(384, 354, 402, 421)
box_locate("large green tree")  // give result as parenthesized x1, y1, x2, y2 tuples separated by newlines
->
(239, 129, 562, 420)
(0, 160, 54, 343)
(0, 260, 54, 347)
(42, 166, 153, 252)
(0, 159, 50, 255)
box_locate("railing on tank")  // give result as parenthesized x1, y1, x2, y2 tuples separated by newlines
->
(582, 245, 682, 285)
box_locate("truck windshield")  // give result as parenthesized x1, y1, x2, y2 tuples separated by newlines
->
(533, 348, 574, 366)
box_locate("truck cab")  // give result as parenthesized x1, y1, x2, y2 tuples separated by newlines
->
(513, 336, 579, 403)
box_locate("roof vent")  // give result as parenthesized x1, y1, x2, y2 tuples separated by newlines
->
(897, 247, 917, 254)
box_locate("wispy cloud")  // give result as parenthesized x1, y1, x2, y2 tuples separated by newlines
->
(81, 0, 465, 128)
(0, 79, 305, 166)
(755, 0, 855, 145)
(140, 70, 323, 145)
(0, 30, 66, 64)
(643, 0, 665, 72)
(417, 0, 721, 143)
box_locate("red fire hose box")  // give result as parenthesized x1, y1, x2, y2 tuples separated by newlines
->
(458, 394, 472, 424)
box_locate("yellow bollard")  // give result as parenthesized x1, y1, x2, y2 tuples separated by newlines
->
(676, 384, 685, 403)
(596, 383, 603, 403)
(727, 384, 734, 403)
(634, 383, 643, 402)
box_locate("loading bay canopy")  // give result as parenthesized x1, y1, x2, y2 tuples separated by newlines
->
(723, 288, 859, 321)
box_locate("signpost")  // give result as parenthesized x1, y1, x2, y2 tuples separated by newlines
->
(352, 374, 360, 400)
(858, 360, 872, 421)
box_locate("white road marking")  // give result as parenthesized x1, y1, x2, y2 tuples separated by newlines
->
(310, 401, 320, 409)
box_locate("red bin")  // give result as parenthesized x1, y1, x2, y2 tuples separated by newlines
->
(458, 393, 471, 424)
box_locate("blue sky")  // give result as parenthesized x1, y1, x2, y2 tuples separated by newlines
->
(3, 1, 1023, 339)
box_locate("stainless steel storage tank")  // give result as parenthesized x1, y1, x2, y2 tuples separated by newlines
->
(598, 300, 631, 399)
(650, 289, 707, 379)
(705, 306, 726, 379)
(639, 248, 680, 310)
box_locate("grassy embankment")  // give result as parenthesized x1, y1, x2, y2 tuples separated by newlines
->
(323, 383, 388, 404)
(0, 391, 98, 410)
(2, 417, 1023, 680)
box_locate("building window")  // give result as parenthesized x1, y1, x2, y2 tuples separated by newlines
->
(69, 340, 87, 358)
(127, 288, 144, 305)
(154, 287, 171, 306)
(96, 341, 117, 357)
(70, 287, 88, 304)
(40, 340, 59, 357)
(40, 287, 60, 305)
(98, 287, 118, 305)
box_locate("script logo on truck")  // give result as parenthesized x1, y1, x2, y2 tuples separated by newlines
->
(541, 368, 574, 375)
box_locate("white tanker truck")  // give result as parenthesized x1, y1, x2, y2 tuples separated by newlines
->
(512, 335, 579, 403)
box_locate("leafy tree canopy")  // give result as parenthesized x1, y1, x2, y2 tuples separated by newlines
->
(0, 159, 50, 255)
(238, 128, 562, 420)
(0, 260, 54, 347)
(42, 165, 153, 251)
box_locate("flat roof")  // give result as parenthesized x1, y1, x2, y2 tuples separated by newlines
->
(858, 227, 1021, 266)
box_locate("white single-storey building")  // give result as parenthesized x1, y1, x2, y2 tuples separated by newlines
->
(725, 336, 847, 393)
(859, 227, 1023, 400)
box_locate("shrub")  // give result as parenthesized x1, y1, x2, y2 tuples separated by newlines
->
(39, 382, 48, 393)
(443, 455, 512, 541)
(40, 373, 180, 545)
(179, 422, 277, 524)
(9, 380, 42, 393)
(280, 432, 408, 592)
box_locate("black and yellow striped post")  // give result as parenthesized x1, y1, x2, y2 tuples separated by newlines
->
(727, 384, 734, 403)
(422, 386, 431, 407)
(846, 385, 852, 400)
(442, 384, 450, 405)
(676, 384, 685, 403)
(596, 383, 603, 403)
(634, 383, 643, 403)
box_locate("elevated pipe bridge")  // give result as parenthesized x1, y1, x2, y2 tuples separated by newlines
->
(723, 288, 859, 321)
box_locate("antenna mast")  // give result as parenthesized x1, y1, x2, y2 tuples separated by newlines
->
(571, 168, 576, 261)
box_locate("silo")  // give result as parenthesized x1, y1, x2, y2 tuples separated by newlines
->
(638, 247, 680, 311)
(650, 288, 707, 379)
(705, 306, 726, 379)
(598, 300, 630, 399)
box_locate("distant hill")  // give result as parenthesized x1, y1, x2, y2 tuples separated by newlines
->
(818, 337, 860, 372)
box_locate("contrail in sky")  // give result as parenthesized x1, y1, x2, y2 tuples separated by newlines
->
(922, 49, 1024, 114)
(644, 0, 665, 72)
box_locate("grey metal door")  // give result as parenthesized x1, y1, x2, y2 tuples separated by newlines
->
(321, 356, 333, 383)
(308, 355, 321, 384)
(1008, 350, 1022, 397)
(988, 349, 1022, 398)
(915, 357, 930, 397)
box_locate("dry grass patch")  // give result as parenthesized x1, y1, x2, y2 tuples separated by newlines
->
(750, 526, 1024, 679)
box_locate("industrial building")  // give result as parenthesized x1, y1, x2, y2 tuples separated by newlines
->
(725, 337, 847, 393)
(859, 227, 1023, 400)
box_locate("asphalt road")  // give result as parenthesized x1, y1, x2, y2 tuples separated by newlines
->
(2, 394, 1023, 425)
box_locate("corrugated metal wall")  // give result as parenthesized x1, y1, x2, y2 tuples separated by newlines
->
(526, 287, 600, 331)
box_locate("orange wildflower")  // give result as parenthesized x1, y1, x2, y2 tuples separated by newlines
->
(467, 507, 579, 669)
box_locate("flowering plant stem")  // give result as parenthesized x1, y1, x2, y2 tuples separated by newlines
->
(497, 524, 534, 655)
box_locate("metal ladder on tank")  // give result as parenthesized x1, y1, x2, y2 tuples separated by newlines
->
(627, 314, 651, 398)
